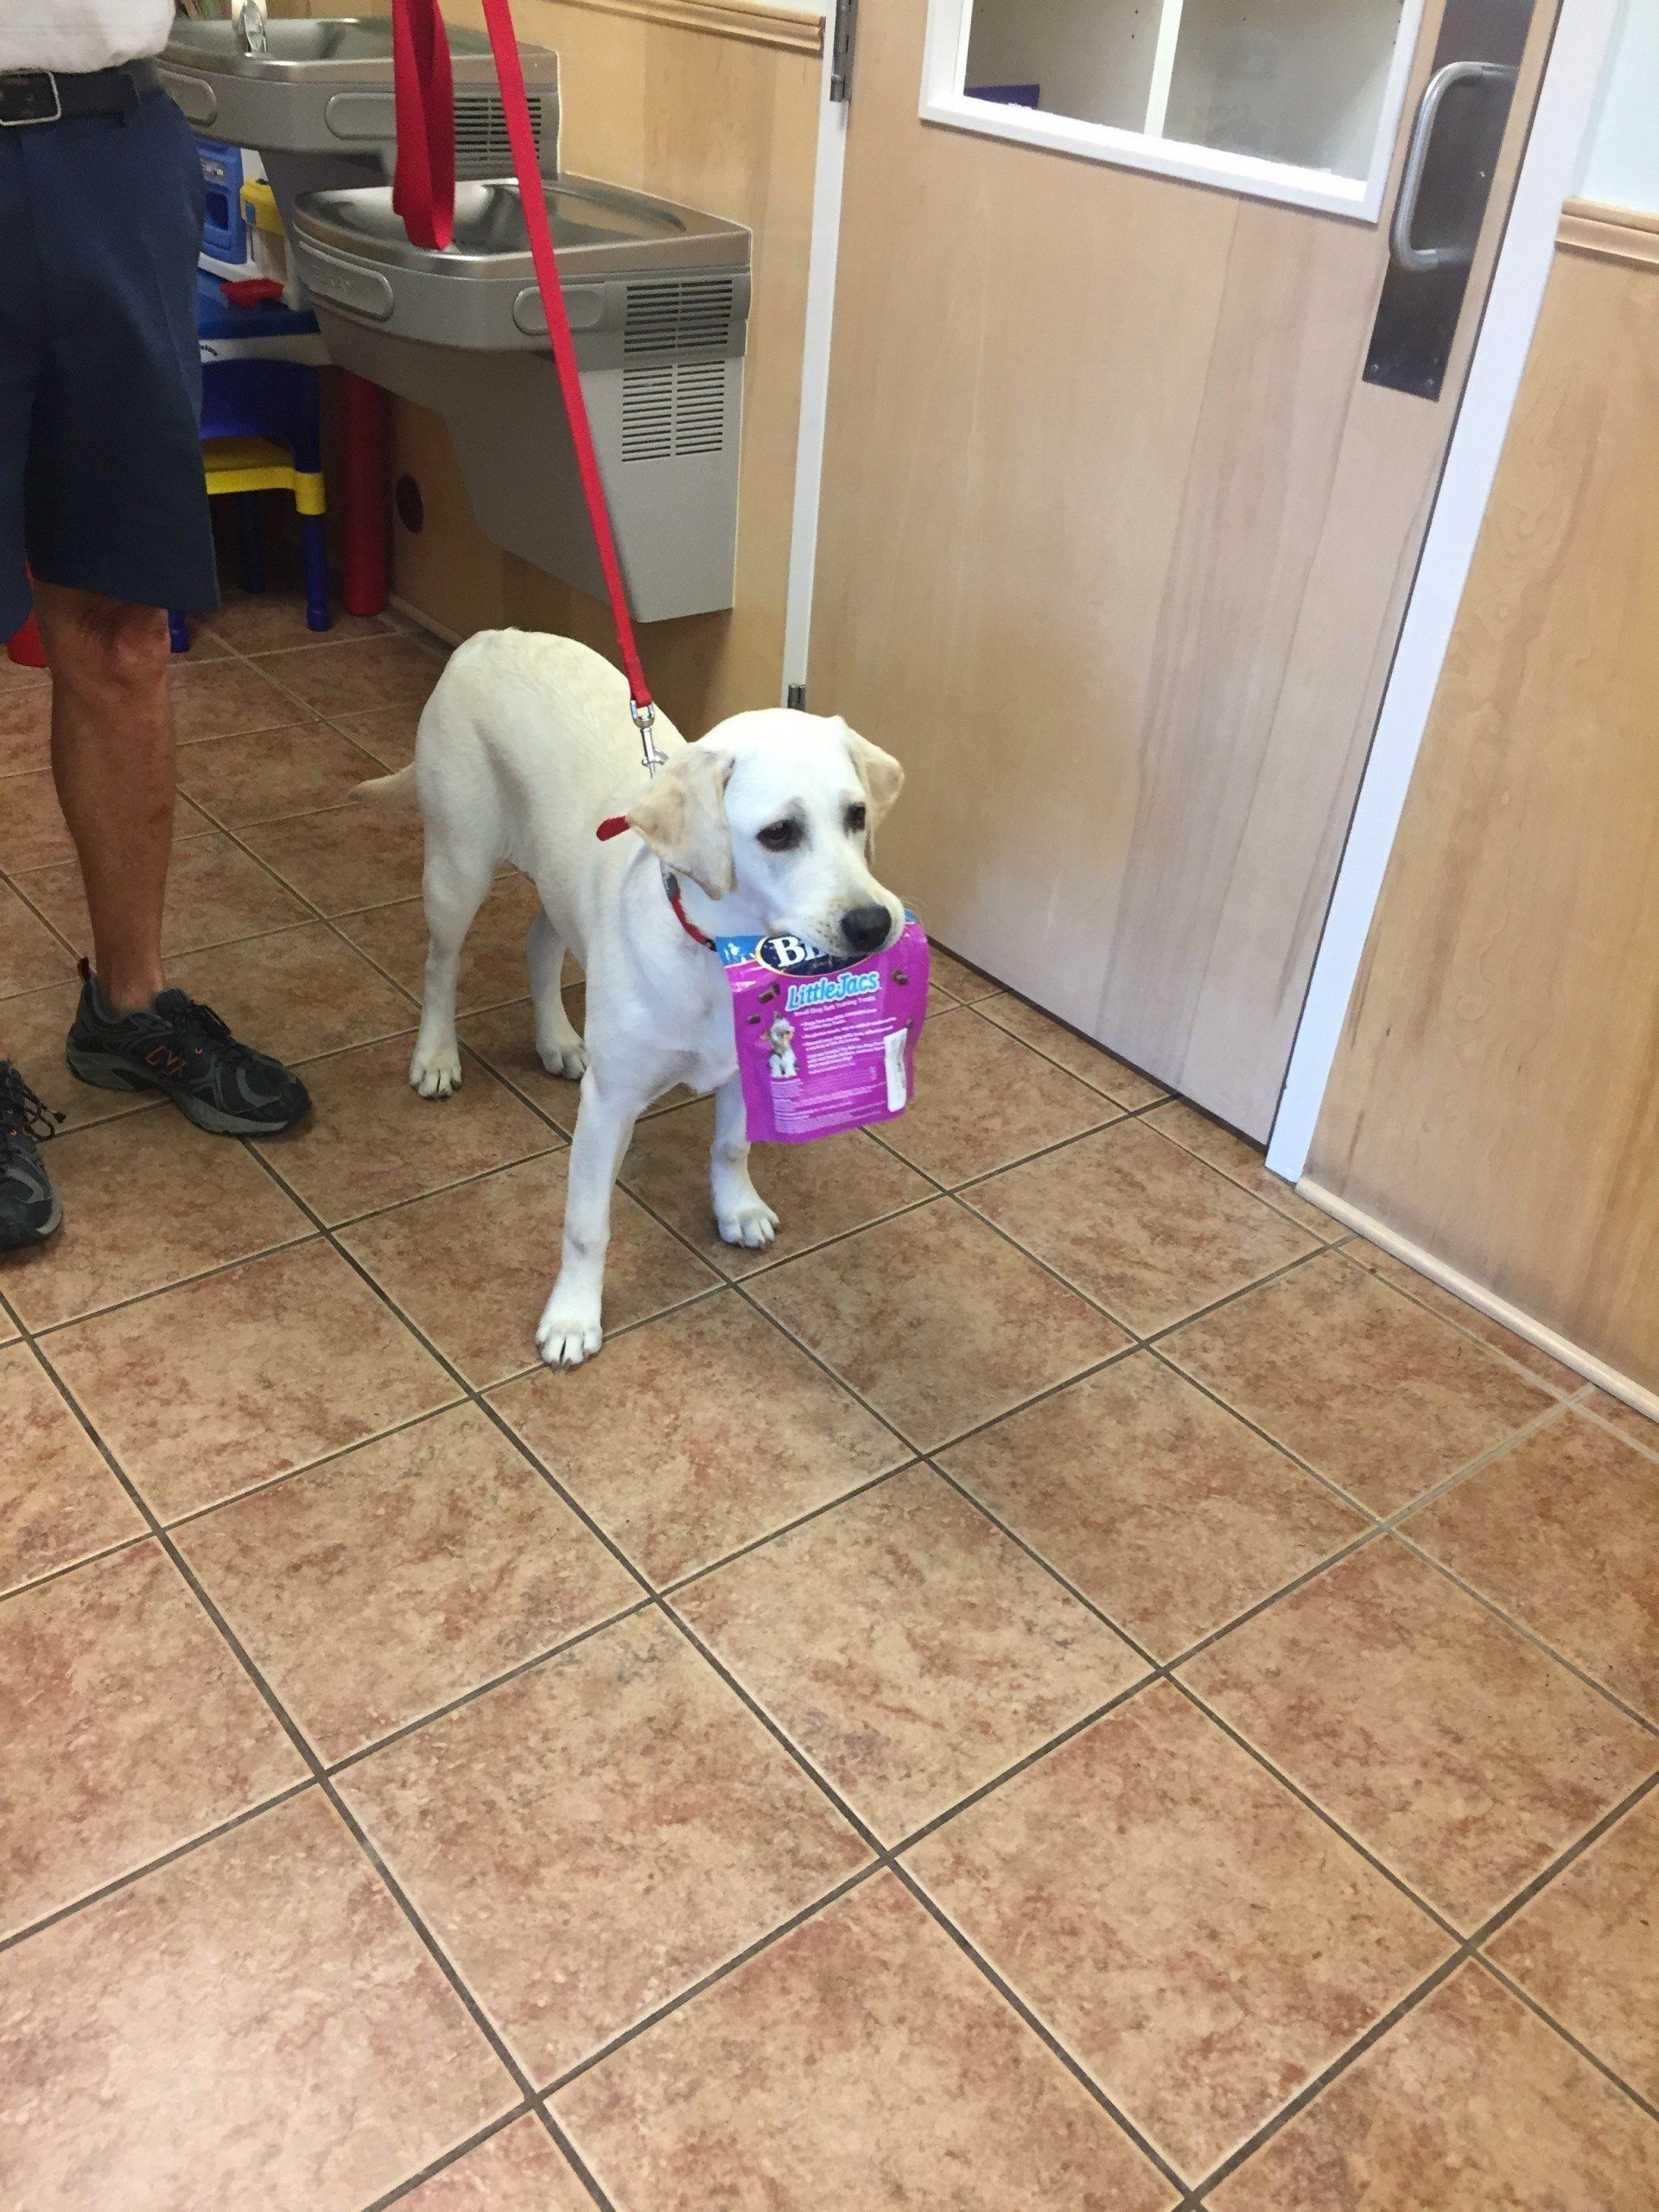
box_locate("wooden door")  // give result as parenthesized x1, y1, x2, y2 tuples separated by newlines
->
(808, 0, 1556, 1136)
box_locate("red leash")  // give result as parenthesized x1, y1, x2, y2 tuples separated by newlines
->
(392, 0, 657, 728)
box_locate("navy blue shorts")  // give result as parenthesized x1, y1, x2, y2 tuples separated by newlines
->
(0, 88, 219, 639)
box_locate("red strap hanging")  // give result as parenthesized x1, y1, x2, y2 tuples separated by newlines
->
(391, 0, 455, 251)
(390, 0, 654, 716)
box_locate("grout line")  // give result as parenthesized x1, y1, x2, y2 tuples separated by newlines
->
(357, 2105, 536, 2212)
(531, 2104, 616, 2212)
(891, 1859, 1192, 2199)
(1472, 1953, 1659, 2125)
(16, 1224, 319, 1344)
(0, 1777, 317, 1959)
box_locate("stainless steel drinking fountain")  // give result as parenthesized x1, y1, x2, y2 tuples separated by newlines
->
(289, 178, 752, 622)
(158, 16, 561, 229)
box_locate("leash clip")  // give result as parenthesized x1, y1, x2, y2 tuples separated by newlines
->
(630, 697, 666, 778)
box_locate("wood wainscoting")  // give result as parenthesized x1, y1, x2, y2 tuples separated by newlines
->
(378, 0, 825, 733)
(1306, 230, 1659, 1398)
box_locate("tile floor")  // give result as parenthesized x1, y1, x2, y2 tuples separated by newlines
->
(3, 594, 1658, 2211)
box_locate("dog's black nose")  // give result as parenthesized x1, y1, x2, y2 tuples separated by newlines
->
(840, 904, 892, 957)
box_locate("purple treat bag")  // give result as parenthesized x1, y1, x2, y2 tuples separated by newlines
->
(718, 917, 930, 1144)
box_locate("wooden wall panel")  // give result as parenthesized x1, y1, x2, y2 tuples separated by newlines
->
(1309, 244, 1659, 1391)
(377, 0, 823, 733)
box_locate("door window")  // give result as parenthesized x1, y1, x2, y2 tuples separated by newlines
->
(923, 0, 1425, 216)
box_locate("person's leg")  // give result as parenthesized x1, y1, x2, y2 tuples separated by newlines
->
(32, 582, 173, 1017)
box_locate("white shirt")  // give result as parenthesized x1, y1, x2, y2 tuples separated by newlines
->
(0, 2, 176, 74)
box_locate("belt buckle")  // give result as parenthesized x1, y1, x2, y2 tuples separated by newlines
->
(0, 71, 63, 127)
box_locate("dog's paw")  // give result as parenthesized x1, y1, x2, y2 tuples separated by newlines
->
(537, 1034, 589, 1081)
(717, 1196, 780, 1250)
(410, 1040, 463, 1099)
(537, 1287, 603, 1369)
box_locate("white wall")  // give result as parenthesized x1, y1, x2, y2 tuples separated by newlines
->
(1577, 0, 1659, 208)
(963, 0, 1161, 135)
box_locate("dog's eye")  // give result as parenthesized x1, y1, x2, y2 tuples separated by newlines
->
(758, 820, 803, 852)
(846, 803, 868, 835)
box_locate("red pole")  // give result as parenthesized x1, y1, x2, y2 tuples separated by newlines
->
(338, 369, 389, 617)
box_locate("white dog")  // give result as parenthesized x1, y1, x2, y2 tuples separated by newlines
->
(356, 630, 903, 1367)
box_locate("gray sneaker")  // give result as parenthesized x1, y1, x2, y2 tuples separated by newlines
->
(0, 1063, 62, 1249)
(66, 969, 311, 1137)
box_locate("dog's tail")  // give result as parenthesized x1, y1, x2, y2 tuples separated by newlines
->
(352, 763, 419, 811)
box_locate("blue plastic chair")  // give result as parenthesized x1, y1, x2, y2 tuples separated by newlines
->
(171, 357, 332, 650)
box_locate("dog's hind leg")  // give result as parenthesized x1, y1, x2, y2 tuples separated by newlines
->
(410, 851, 492, 1099)
(710, 1071, 779, 1249)
(527, 906, 588, 1080)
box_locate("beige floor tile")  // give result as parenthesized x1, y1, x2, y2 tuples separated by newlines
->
(1147, 1098, 1336, 1236)
(1343, 1239, 1584, 1391)
(1583, 1386, 1659, 1454)
(165, 921, 416, 1066)
(0, 1791, 513, 2212)
(941, 1352, 1365, 1658)
(0, 880, 76, 998)
(618, 1095, 934, 1277)
(969, 1120, 1318, 1337)
(1165, 1254, 1559, 1514)
(1182, 1541, 1656, 1929)
(0, 1541, 305, 1935)
(677, 1466, 1146, 1840)
(1210, 1965, 1659, 2210)
(977, 991, 1168, 1107)
(167, 658, 318, 745)
(0, 679, 52, 775)
(341, 1151, 711, 1388)
(340, 1610, 868, 2082)
(327, 701, 423, 769)
(0, 1340, 143, 1596)
(341, 874, 541, 1013)
(1486, 1788, 1659, 2104)
(176, 723, 385, 828)
(875, 1006, 1119, 1185)
(241, 804, 427, 915)
(262, 633, 445, 715)
(0, 770, 209, 874)
(202, 594, 391, 656)
(1406, 1412, 1659, 1719)
(256, 1033, 555, 1226)
(554, 1872, 1172, 2212)
(910, 1684, 1448, 2178)
(461, 993, 684, 1138)
(747, 1198, 1127, 1449)
(177, 1404, 638, 1762)
(493, 1294, 906, 1585)
(395, 2118, 594, 2210)
(0, 980, 161, 1132)
(2, 1110, 308, 1331)
(926, 948, 1001, 1003)
(48, 1239, 457, 1522)
(16, 829, 310, 961)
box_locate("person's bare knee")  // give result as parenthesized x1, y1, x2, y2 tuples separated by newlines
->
(35, 588, 169, 708)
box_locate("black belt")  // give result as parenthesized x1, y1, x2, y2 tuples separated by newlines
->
(0, 60, 160, 128)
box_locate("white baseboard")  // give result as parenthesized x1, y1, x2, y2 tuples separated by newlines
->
(387, 594, 464, 649)
(1297, 1179, 1659, 1427)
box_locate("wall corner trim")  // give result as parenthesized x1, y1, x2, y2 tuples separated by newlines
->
(1297, 1179, 1659, 1424)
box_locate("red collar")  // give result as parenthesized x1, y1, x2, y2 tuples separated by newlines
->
(597, 816, 715, 950)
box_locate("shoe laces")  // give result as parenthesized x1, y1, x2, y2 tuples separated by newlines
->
(0, 1065, 61, 1147)
(162, 994, 262, 1071)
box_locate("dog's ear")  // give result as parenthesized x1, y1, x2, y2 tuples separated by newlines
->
(841, 721, 904, 830)
(626, 743, 735, 899)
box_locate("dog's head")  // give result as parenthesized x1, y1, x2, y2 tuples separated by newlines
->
(767, 1017, 794, 1047)
(623, 709, 904, 961)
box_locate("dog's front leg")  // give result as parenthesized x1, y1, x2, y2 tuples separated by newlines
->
(537, 1072, 639, 1368)
(711, 1072, 779, 1250)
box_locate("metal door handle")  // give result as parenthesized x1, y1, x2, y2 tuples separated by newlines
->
(1390, 60, 1517, 273)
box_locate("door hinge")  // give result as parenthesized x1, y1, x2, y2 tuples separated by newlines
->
(786, 683, 807, 710)
(830, 0, 857, 102)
